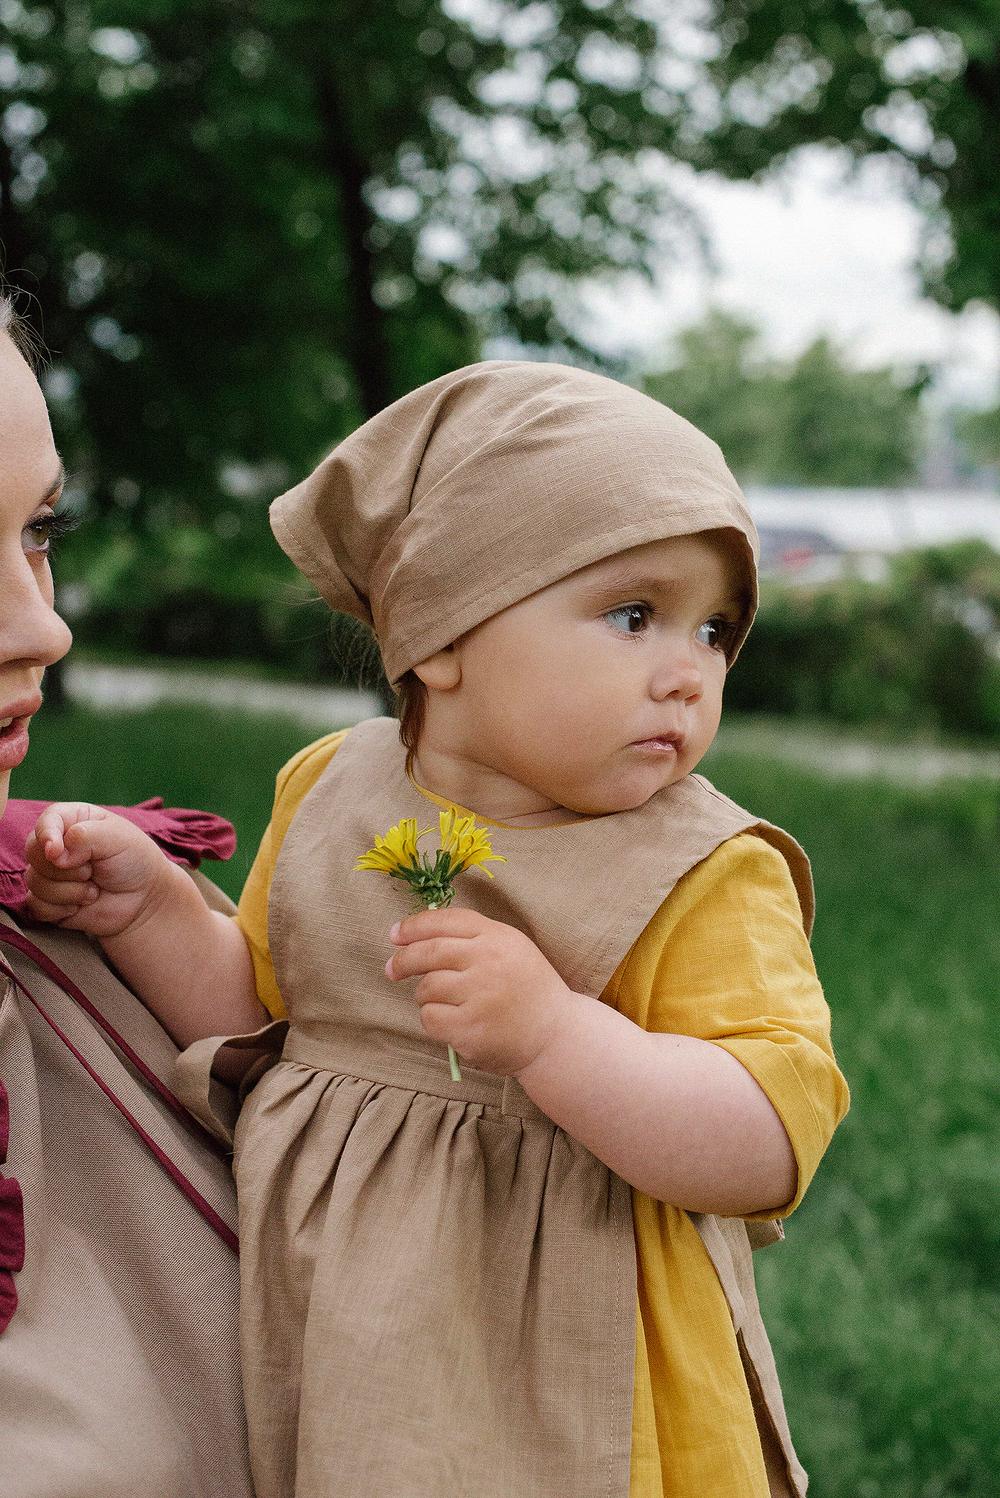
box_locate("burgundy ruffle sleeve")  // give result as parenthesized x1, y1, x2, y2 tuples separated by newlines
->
(0, 797, 235, 1331)
(0, 797, 236, 914)
(0, 1081, 24, 1332)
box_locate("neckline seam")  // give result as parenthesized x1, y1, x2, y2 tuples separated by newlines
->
(404, 760, 593, 831)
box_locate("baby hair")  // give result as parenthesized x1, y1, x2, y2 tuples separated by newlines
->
(395, 670, 425, 753)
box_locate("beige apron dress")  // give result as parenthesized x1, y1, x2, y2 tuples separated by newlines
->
(0, 874, 253, 1498)
(186, 719, 812, 1498)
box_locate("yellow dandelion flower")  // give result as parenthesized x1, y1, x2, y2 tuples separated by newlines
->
(354, 817, 428, 876)
(438, 808, 506, 879)
(356, 809, 508, 1083)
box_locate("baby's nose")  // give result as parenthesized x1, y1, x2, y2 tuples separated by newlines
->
(650, 646, 702, 701)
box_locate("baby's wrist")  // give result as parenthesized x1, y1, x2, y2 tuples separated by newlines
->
(98, 854, 191, 948)
(515, 983, 588, 1086)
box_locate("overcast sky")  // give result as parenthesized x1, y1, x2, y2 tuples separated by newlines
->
(580, 146, 1000, 412)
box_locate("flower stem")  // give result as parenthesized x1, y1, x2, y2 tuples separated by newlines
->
(426, 896, 462, 1081)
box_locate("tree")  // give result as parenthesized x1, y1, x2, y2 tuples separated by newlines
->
(646, 309, 926, 484)
(643, 309, 778, 477)
(0, 0, 719, 534)
(698, 1, 1000, 315)
(956, 404, 1000, 469)
(771, 336, 927, 485)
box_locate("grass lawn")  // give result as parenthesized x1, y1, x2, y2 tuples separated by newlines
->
(13, 702, 1000, 1496)
(708, 751, 1000, 1498)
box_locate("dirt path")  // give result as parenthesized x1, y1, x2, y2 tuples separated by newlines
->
(710, 718, 999, 785)
(66, 661, 999, 787)
(65, 661, 382, 727)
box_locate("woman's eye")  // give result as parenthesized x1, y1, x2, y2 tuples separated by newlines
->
(23, 513, 56, 554)
(605, 603, 651, 635)
(696, 617, 734, 651)
(23, 508, 79, 556)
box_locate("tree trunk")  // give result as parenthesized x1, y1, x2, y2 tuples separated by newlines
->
(313, 65, 395, 419)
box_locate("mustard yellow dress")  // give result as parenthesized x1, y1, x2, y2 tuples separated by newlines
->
(237, 732, 849, 1497)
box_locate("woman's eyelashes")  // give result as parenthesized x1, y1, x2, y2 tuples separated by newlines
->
(23, 506, 81, 557)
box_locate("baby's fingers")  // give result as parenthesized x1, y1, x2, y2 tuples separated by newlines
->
(29, 802, 103, 869)
(24, 827, 90, 884)
(386, 935, 474, 982)
(25, 872, 98, 924)
(29, 811, 70, 868)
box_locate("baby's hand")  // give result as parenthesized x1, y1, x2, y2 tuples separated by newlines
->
(385, 908, 573, 1076)
(25, 803, 172, 939)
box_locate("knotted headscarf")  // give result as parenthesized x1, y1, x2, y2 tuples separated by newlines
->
(270, 360, 758, 684)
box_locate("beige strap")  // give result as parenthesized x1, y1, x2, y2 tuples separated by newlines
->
(173, 1021, 288, 1148)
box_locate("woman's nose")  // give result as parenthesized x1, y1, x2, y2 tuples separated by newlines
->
(2, 559, 73, 670)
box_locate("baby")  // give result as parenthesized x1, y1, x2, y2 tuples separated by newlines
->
(27, 361, 849, 1498)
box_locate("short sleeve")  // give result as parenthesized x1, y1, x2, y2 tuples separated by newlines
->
(621, 833, 849, 1216)
(235, 730, 350, 1019)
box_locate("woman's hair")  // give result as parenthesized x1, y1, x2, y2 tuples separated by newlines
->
(0, 286, 40, 367)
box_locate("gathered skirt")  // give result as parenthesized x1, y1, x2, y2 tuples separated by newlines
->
(233, 1029, 636, 1498)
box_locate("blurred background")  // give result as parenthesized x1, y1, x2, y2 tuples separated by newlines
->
(3, 2, 998, 1492)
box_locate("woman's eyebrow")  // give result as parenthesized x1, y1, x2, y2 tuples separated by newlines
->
(41, 460, 66, 504)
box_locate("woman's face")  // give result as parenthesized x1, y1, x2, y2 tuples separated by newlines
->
(0, 333, 73, 818)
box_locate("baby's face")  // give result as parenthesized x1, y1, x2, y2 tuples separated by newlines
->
(435, 531, 744, 818)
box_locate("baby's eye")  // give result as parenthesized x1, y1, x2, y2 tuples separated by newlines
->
(696, 617, 736, 651)
(604, 603, 652, 635)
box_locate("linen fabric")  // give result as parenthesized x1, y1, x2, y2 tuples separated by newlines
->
(181, 717, 845, 1498)
(268, 360, 759, 683)
(0, 876, 253, 1498)
(234, 728, 848, 1496)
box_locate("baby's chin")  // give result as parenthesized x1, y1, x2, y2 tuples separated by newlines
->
(558, 765, 694, 818)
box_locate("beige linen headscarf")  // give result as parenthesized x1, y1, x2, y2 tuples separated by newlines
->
(270, 360, 759, 684)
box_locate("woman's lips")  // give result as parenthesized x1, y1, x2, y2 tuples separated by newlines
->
(0, 716, 32, 773)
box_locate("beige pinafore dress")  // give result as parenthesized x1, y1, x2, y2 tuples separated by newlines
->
(199, 719, 813, 1498)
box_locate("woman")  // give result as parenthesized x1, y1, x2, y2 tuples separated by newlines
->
(0, 295, 253, 1497)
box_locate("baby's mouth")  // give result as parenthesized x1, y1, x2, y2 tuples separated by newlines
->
(631, 733, 683, 753)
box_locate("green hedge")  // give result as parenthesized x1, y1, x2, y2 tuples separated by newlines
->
(60, 521, 384, 687)
(728, 542, 1000, 740)
(62, 527, 1000, 740)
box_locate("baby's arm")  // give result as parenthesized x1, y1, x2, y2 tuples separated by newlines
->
(391, 907, 793, 1214)
(516, 989, 796, 1215)
(387, 840, 847, 1217)
(26, 803, 268, 1047)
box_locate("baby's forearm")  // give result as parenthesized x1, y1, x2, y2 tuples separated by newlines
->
(100, 860, 267, 1048)
(515, 990, 796, 1215)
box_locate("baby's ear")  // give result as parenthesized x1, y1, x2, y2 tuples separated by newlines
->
(412, 644, 461, 691)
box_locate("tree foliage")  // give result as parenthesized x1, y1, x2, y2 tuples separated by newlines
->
(699, 0, 1000, 314)
(956, 403, 1000, 468)
(646, 308, 926, 485)
(0, 0, 716, 536)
